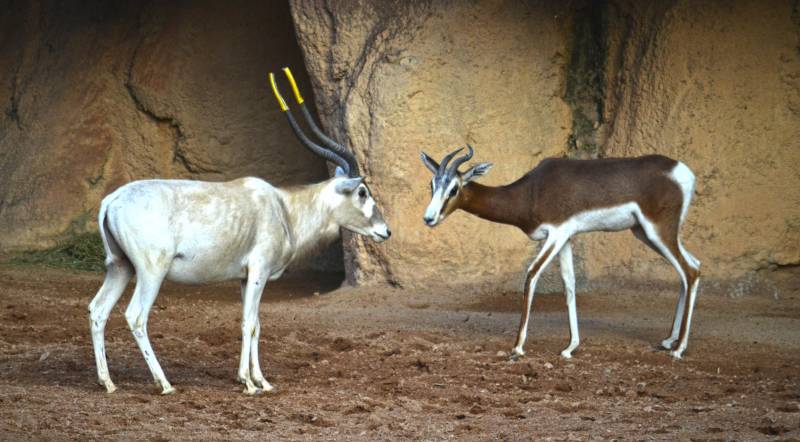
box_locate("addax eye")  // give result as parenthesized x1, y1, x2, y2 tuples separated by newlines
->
(449, 186, 458, 197)
(358, 188, 367, 199)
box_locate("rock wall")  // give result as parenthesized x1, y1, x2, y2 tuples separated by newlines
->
(580, 0, 800, 288)
(292, 0, 800, 291)
(1, 0, 797, 292)
(291, 0, 573, 289)
(0, 0, 331, 263)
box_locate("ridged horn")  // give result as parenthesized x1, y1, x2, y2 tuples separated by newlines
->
(269, 72, 351, 175)
(447, 143, 474, 177)
(437, 146, 464, 177)
(281, 67, 360, 177)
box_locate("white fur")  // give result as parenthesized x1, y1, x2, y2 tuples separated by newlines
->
(89, 176, 388, 395)
(669, 162, 696, 224)
(424, 179, 458, 225)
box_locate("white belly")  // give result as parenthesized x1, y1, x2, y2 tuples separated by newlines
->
(166, 252, 248, 284)
(567, 202, 639, 234)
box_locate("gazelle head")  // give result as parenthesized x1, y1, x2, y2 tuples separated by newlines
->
(420, 144, 493, 227)
(270, 68, 390, 242)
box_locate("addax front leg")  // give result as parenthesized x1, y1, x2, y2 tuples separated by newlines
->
(511, 235, 567, 358)
(238, 267, 272, 395)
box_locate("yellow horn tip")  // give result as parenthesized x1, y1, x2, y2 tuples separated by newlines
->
(282, 67, 304, 105)
(269, 72, 288, 112)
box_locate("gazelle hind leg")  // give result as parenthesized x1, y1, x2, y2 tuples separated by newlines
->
(635, 213, 701, 358)
(511, 231, 570, 358)
(633, 217, 691, 355)
(89, 259, 133, 393)
(671, 241, 700, 358)
(124, 267, 174, 394)
(238, 265, 270, 394)
(558, 241, 580, 359)
(632, 225, 687, 350)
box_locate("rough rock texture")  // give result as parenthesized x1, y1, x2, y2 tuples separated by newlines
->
(291, 0, 573, 289)
(580, 0, 800, 287)
(0, 1, 330, 260)
(1, 1, 798, 292)
(292, 0, 800, 291)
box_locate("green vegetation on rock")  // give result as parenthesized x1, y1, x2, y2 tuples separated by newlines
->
(564, 0, 608, 158)
(11, 211, 107, 272)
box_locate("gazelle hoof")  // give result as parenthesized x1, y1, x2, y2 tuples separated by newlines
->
(669, 349, 684, 360)
(242, 386, 262, 396)
(509, 349, 525, 361)
(101, 380, 117, 394)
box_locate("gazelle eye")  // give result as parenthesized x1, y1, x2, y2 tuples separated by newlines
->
(358, 188, 367, 199)
(449, 186, 458, 197)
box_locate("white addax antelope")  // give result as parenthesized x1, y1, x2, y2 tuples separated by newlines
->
(89, 68, 390, 395)
(421, 145, 700, 359)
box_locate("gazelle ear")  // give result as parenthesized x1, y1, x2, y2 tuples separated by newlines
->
(462, 162, 493, 182)
(420, 152, 440, 174)
(334, 177, 363, 194)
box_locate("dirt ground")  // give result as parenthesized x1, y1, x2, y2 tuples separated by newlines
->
(0, 265, 798, 441)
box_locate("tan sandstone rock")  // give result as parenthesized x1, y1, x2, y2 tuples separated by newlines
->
(0, 1, 328, 259)
(292, 0, 800, 291)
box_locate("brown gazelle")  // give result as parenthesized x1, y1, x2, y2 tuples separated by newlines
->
(421, 145, 700, 359)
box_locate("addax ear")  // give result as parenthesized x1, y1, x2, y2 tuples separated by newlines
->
(334, 177, 364, 194)
(334, 166, 347, 177)
(420, 152, 440, 174)
(462, 162, 493, 182)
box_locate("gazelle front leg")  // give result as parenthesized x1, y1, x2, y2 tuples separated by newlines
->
(559, 241, 580, 359)
(511, 232, 569, 359)
(238, 265, 271, 395)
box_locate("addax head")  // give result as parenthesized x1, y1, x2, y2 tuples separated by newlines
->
(270, 67, 390, 242)
(328, 167, 390, 242)
(420, 144, 492, 227)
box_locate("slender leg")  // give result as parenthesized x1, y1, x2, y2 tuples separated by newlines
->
(238, 265, 270, 395)
(89, 260, 133, 393)
(242, 277, 272, 392)
(558, 241, 580, 359)
(511, 232, 569, 358)
(661, 286, 687, 350)
(671, 243, 701, 358)
(635, 215, 699, 359)
(632, 225, 686, 350)
(124, 268, 173, 394)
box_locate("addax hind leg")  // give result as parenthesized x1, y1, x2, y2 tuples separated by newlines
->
(238, 263, 272, 395)
(511, 230, 570, 359)
(125, 265, 174, 394)
(89, 258, 133, 393)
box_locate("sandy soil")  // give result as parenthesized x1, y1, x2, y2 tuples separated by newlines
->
(0, 265, 798, 440)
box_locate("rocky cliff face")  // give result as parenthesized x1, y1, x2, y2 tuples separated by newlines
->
(1, 0, 797, 292)
(0, 0, 330, 257)
(291, 0, 573, 289)
(582, 0, 800, 288)
(291, 0, 800, 290)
